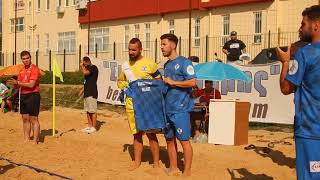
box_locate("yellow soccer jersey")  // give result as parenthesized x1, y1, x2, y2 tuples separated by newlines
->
(117, 57, 161, 134)
(117, 57, 161, 109)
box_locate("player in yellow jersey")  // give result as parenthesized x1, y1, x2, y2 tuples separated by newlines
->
(117, 38, 161, 171)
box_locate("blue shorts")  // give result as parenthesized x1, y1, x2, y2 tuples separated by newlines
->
(295, 137, 320, 180)
(164, 113, 191, 141)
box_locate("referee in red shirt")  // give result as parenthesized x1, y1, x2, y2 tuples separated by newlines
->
(9, 51, 41, 144)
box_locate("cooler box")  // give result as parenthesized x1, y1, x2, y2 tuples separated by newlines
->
(208, 99, 250, 145)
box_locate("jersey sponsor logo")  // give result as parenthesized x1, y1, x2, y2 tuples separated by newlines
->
(288, 60, 298, 75)
(141, 87, 151, 92)
(187, 65, 195, 75)
(175, 64, 180, 70)
(230, 43, 240, 49)
(310, 161, 320, 172)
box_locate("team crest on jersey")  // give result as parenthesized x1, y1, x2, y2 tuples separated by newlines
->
(141, 66, 147, 71)
(187, 65, 195, 75)
(288, 60, 298, 75)
(175, 64, 180, 70)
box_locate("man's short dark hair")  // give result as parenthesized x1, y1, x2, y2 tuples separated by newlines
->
(129, 38, 142, 48)
(302, 5, 320, 21)
(83, 56, 91, 62)
(20, 50, 31, 59)
(12, 76, 18, 80)
(160, 33, 179, 46)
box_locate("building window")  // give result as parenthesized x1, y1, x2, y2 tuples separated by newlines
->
(169, 20, 174, 34)
(28, 1, 32, 14)
(36, 34, 40, 51)
(66, 0, 69, 6)
(45, 34, 50, 54)
(194, 18, 200, 47)
(10, 18, 24, 32)
(37, 0, 41, 11)
(134, 24, 140, 39)
(145, 23, 151, 49)
(57, 0, 62, 7)
(27, 35, 31, 50)
(222, 15, 230, 45)
(58, 32, 76, 53)
(124, 25, 130, 50)
(254, 11, 262, 44)
(73, 0, 76, 5)
(90, 28, 110, 52)
(46, 0, 50, 10)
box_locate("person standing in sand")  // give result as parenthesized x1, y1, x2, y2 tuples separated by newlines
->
(8, 51, 41, 144)
(277, 5, 320, 180)
(160, 33, 196, 176)
(117, 38, 161, 171)
(79, 56, 99, 134)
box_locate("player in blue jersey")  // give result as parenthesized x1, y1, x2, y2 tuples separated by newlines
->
(277, 5, 320, 180)
(160, 33, 196, 176)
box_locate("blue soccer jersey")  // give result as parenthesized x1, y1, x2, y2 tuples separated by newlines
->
(286, 42, 320, 139)
(164, 56, 196, 113)
(125, 79, 167, 132)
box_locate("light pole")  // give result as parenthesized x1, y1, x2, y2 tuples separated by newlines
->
(87, 0, 91, 55)
(188, 0, 192, 58)
(14, 0, 17, 65)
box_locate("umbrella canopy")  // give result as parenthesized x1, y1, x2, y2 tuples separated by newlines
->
(0, 64, 24, 77)
(194, 62, 252, 82)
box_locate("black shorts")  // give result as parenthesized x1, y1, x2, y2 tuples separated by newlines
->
(20, 92, 40, 116)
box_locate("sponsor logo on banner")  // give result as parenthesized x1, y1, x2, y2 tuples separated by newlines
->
(310, 161, 320, 172)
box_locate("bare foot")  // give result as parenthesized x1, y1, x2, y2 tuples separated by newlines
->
(166, 168, 181, 176)
(153, 161, 161, 169)
(128, 161, 140, 171)
(183, 170, 191, 176)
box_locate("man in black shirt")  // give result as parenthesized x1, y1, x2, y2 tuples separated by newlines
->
(79, 56, 99, 134)
(222, 31, 247, 62)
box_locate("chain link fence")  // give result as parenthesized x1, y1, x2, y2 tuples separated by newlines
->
(1, 31, 299, 72)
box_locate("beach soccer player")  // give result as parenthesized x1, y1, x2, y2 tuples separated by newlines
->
(160, 33, 196, 176)
(8, 51, 41, 144)
(277, 5, 320, 180)
(117, 38, 161, 170)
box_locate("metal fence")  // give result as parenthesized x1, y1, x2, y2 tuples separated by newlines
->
(1, 31, 299, 72)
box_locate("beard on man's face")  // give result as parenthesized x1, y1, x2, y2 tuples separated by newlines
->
(129, 53, 140, 61)
(301, 32, 312, 43)
(300, 26, 313, 43)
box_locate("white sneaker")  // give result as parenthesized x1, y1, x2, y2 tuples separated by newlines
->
(81, 127, 91, 132)
(86, 127, 96, 134)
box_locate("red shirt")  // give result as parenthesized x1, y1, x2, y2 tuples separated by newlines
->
(193, 88, 221, 105)
(18, 64, 40, 94)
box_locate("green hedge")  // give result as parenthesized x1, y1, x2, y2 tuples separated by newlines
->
(40, 71, 84, 84)
(0, 71, 84, 85)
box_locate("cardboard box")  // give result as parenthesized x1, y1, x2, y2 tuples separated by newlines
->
(208, 99, 250, 145)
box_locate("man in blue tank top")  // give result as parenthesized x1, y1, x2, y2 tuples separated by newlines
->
(160, 33, 196, 176)
(278, 5, 320, 180)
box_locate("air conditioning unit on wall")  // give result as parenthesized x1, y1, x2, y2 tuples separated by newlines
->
(56, 6, 65, 14)
(75, 0, 88, 10)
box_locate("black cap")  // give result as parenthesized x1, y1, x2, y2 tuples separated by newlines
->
(230, 31, 237, 36)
